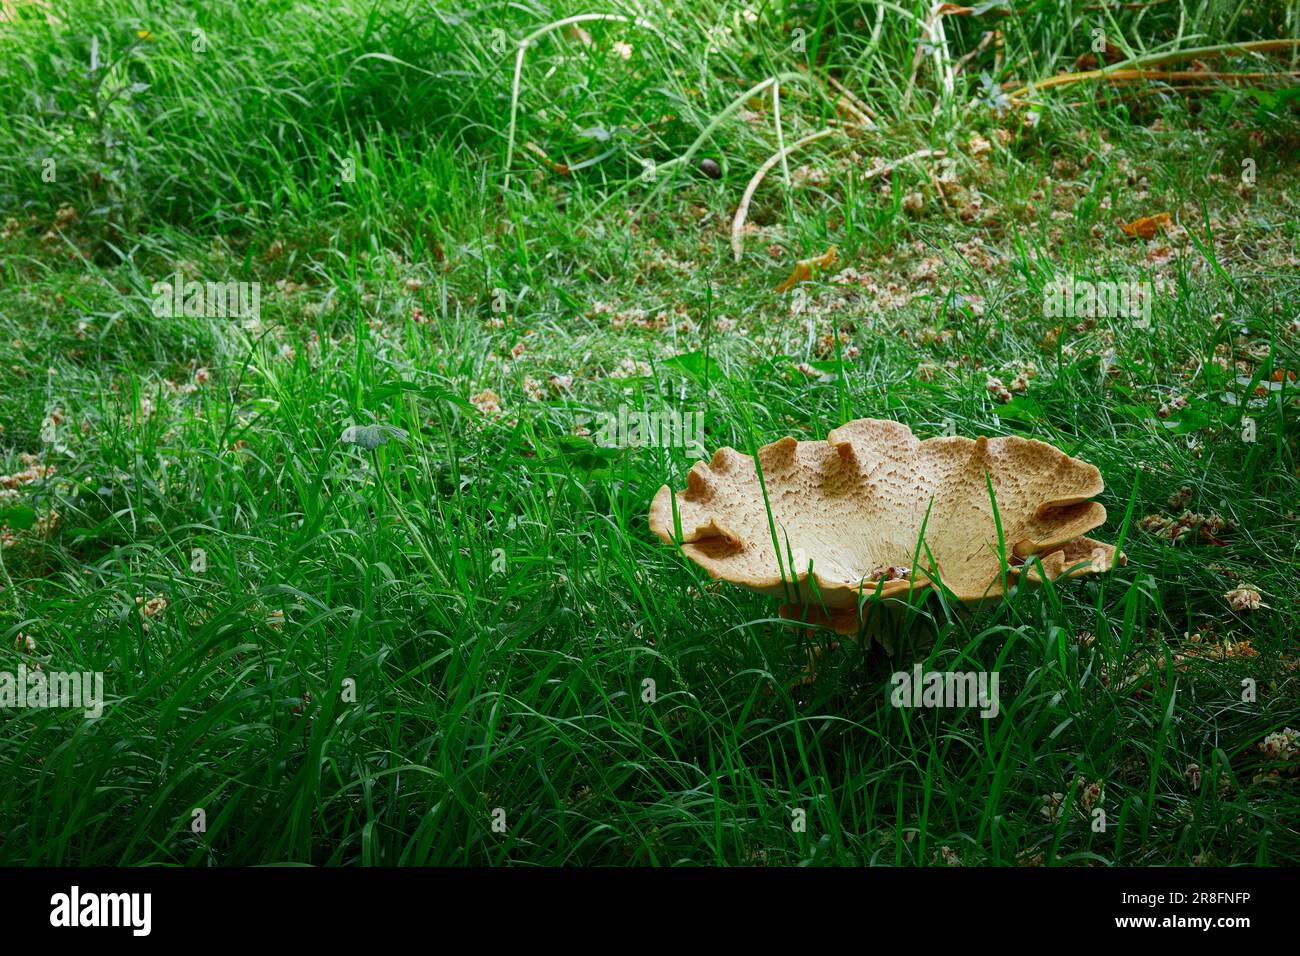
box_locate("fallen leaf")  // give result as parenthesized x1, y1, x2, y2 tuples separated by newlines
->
(1074, 43, 1125, 71)
(565, 24, 593, 46)
(524, 141, 570, 176)
(776, 246, 837, 293)
(1118, 213, 1171, 240)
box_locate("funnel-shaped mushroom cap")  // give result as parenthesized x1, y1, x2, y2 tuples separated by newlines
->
(649, 419, 1121, 616)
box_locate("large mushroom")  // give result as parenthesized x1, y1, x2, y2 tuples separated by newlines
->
(649, 419, 1123, 633)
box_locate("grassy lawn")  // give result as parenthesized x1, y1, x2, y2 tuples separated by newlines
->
(0, 0, 1297, 866)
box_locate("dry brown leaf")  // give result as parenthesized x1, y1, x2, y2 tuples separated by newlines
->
(564, 24, 593, 47)
(775, 246, 837, 293)
(1118, 213, 1171, 240)
(1074, 43, 1126, 71)
(524, 141, 570, 176)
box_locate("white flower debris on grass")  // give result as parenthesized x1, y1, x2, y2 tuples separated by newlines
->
(1224, 586, 1264, 612)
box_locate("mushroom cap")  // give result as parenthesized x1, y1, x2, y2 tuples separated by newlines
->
(649, 419, 1121, 613)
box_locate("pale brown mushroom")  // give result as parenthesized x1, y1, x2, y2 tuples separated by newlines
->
(649, 419, 1123, 633)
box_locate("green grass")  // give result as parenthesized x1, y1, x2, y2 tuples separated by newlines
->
(0, 0, 1298, 865)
